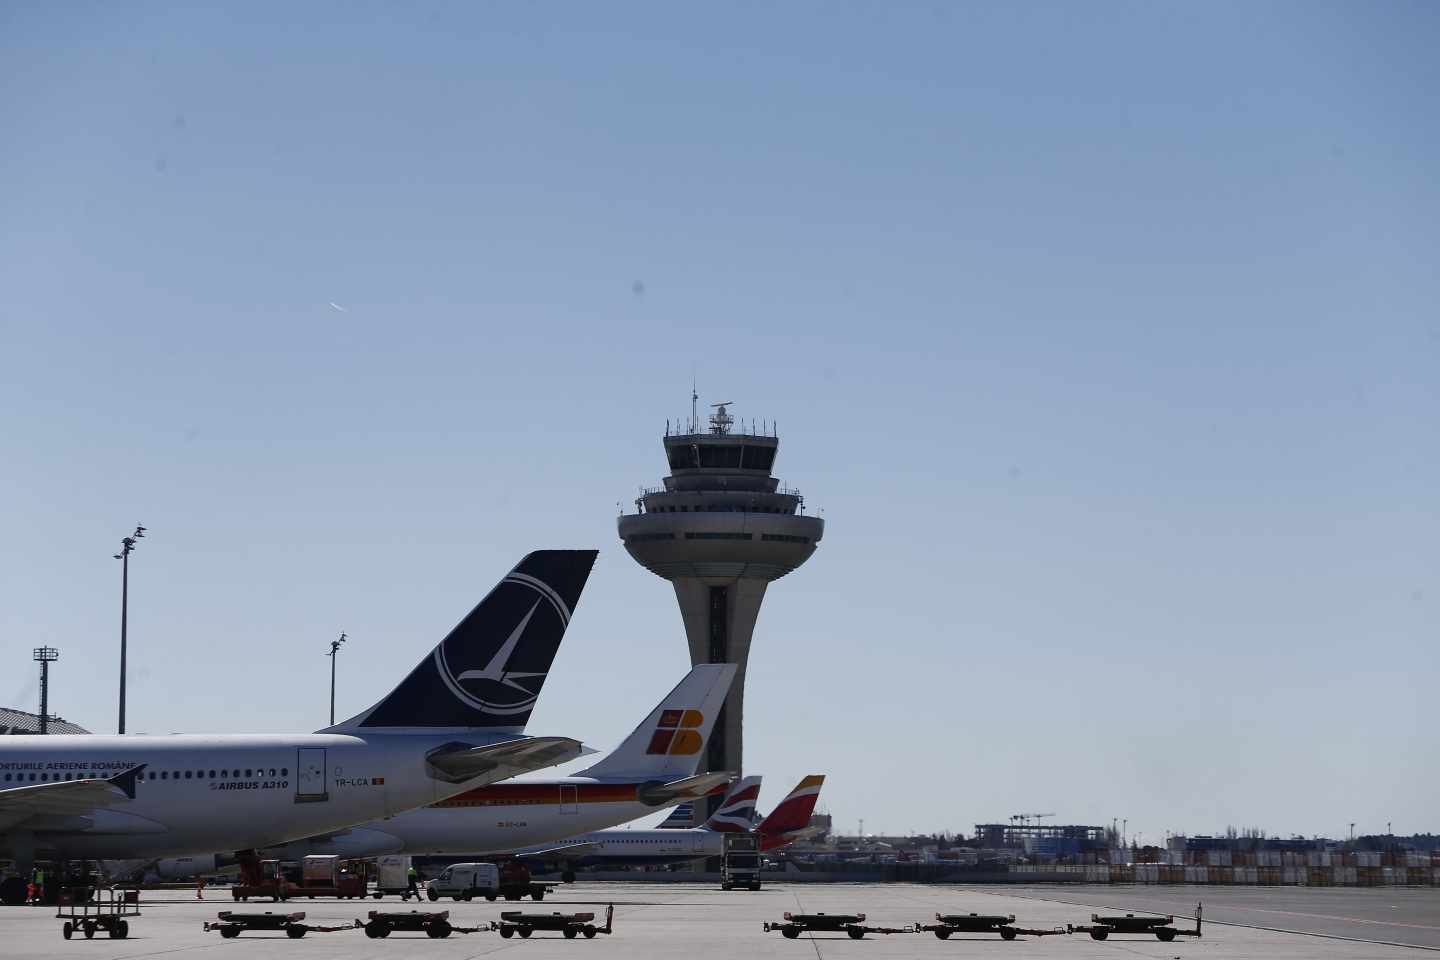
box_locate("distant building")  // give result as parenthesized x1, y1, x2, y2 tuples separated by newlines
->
(0, 706, 90, 736)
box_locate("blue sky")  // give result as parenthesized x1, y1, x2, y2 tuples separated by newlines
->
(2, 2, 1435, 843)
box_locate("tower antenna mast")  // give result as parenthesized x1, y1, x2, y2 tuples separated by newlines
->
(691, 380, 698, 433)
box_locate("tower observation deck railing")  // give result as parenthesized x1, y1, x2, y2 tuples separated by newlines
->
(637, 484, 804, 499)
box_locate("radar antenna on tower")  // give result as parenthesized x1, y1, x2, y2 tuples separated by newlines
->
(709, 402, 734, 434)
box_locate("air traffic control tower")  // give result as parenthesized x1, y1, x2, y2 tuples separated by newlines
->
(619, 400, 823, 783)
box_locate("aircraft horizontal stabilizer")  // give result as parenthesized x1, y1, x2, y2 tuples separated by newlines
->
(636, 772, 734, 807)
(0, 764, 147, 832)
(425, 737, 586, 785)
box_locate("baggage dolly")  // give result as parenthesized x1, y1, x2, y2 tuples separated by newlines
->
(494, 904, 614, 939)
(1070, 902, 1202, 942)
(57, 887, 140, 940)
(764, 912, 913, 940)
(363, 909, 489, 938)
(203, 910, 361, 938)
(918, 912, 1068, 941)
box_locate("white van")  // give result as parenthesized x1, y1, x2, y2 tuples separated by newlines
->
(425, 862, 501, 902)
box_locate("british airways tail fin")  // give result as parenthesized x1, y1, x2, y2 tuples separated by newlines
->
(702, 775, 763, 832)
(325, 550, 597, 732)
(576, 663, 737, 780)
(757, 775, 825, 838)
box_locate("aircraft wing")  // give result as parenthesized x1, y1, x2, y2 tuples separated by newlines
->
(0, 765, 146, 832)
(425, 737, 588, 785)
(636, 772, 734, 806)
(516, 839, 601, 860)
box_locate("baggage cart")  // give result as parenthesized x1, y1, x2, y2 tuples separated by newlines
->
(494, 904, 614, 939)
(56, 887, 140, 940)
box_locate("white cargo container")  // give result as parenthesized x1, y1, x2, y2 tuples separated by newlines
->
(376, 855, 416, 900)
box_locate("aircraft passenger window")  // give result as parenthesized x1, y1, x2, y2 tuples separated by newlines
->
(184, 771, 192, 779)
(268, 768, 276, 776)
(2, 774, 9, 781)
(147, 772, 155, 780)
(161, 772, 168, 780)
(282, 768, 288, 776)
(209, 770, 216, 778)
(245, 769, 253, 778)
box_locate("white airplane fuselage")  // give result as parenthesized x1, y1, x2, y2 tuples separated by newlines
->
(0, 731, 518, 861)
(270, 776, 689, 858)
(521, 826, 723, 866)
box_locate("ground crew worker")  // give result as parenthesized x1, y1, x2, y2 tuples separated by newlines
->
(196, 875, 206, 900)
(406, 864, 420, 899)
(31, 866, 45, 905)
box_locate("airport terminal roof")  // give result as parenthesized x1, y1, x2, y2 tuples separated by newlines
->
(0, 706, 90, 735)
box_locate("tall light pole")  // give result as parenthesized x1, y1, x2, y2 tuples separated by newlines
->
(326, 633, 347, 726)
(113, 524, 146, 734)
(32, 647, 59, 734)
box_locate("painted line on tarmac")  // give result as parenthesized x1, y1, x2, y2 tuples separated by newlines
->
(979, 889, 1440, 953)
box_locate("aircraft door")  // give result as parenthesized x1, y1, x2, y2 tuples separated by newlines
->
(559, 784, 578, 815)
(295, 748, 328, 803)
(692, 832, 706, 854)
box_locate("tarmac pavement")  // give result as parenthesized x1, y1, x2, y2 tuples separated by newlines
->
(0, 882, 1434, 958)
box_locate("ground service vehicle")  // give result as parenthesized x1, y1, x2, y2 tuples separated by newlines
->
(373, 855, 415, 899)
(721, 832, 761, 890)
(495, 904, 613, 939)
(764, 912, 911, 939)
(293, 856, 367, 898)
(918, 912, 1068, 940)
(425, 861, 554, 902)
(1070, 903, 1203, 942)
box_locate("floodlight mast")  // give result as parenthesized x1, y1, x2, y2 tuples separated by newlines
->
(327, 632, 348, 726)
(32, 647, 59, 735)
(112, 524, 146, 735)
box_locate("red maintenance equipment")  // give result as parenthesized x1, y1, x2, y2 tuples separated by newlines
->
(203, 910, 361, 939)
(918, 912, 1068, 941)
(292, 856, 369, 899)
(362, 909, 489, 939)
(764, 912, 913, 940)
(230, 855, 290, 902)
(494, 904, 614, 939)
(1070, 902, 1203, 942)
(57, 887, 140, 940)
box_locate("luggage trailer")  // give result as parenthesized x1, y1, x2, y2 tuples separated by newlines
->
(203, 911, 362, 939)
(363, 909, 489, 938)
(494, 904, 614, 939)
(1070, 903, 1203, 942)
(57, 888, 140, 940)
(765, 912, 913, 940)
(918, 913, 1069, 941)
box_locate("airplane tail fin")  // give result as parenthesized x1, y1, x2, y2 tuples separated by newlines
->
(326, 550, 597, 732)
(757, 775, 825, 838)
(576, 663, 737, 780)
(702, 775, 763, 832)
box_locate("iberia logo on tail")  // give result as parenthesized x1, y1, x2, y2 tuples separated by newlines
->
(645, 709, 705, 756)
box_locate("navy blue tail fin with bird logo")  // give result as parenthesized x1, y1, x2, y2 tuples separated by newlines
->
(326, 550, 598, 732)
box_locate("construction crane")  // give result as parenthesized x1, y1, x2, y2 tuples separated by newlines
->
(1009, 813, 1056, 827)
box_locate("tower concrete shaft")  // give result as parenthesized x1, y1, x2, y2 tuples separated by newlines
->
(619, 402, 823, 785)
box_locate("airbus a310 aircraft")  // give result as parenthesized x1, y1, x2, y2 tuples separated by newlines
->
(122, 662, 739, 877)
(0, 550, 596, 906)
